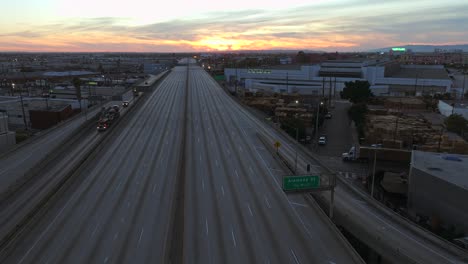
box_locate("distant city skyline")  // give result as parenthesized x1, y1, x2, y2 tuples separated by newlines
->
(1, 0, 467, 52)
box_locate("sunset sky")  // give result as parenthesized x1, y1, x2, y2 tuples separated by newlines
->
(1, 0, 467, 52)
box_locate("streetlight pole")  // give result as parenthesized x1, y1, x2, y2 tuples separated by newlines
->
(371, 147, 377, 198)
(295, 127, 298, 174)
(315, 100, 323, 148)
(13, 83, 28, 130)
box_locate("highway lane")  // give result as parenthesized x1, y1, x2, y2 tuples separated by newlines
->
(4, 64, 362, 264)
(232, 92, 468, 262)
(0, 100, 120, 199)
(184, 65, 362, 264)
(3, 68, 186, 263)
(0, 100, 138, 248)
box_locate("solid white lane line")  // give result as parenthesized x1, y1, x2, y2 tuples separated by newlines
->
(200, 155, 202, 161)
(202, 179, 205, 191)
(221, 185, 225, 197)
(290, 249, 300, 264)
(205, 218, 209, 236)
(198, 137, 200, 143)
(215, 159, 218, 167)
(91, 224, 99, 238)
(138, 228, 144, 245)
(152, 184, 157, 194)
(235, 170, 239, 179)
(290, 202, 309, 208)
(115, 180, 123, 192)
(264, 196, 272, 209)
(247, 204, 254, 216)
(231, 228, 237, 248)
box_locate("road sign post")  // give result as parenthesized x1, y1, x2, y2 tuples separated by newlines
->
(274, 141, 281, 154)
(282, 175, 320, 192)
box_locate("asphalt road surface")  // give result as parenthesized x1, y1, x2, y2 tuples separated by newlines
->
(3, 65, 362, 263)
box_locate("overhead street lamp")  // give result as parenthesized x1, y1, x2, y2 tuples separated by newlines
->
(13, 83, 28, 130)
(315, 100, 324, 147)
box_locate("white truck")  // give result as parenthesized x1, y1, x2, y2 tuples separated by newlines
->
(342, 146, 412, 163)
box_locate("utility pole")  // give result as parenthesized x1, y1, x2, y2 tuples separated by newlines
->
(414, 72, 419, 96)
(322, 77, 325, 98)
(334, 77, 337, 99)
(328, 77, 332, 107)
(462, 67, 466, 100)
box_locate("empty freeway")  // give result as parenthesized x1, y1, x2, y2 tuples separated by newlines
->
(1, 64, 362, 263)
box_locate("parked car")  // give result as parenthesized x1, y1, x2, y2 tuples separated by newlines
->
(122, 101, 129, 107)
(325, 112, 332, 119)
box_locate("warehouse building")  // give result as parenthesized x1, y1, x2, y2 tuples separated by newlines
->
(408, 151, 468, 234)
(225, 60, 453, 97)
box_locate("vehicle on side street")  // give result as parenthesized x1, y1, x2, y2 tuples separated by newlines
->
(318, 135, 327, 145)
(342, 146, 412, 162)
(325, 112, 332, 119)
(122, 101, 129, 107)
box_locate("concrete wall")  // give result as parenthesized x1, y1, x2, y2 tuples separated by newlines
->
(0, 131, 16, 152)
(408, 167, 468, 234)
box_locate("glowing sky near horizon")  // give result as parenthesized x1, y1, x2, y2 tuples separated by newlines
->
(0, 0, 467, 52)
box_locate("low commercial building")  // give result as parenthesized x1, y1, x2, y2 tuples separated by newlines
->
(0, 96, 82, 128)
(408, 151, 468, 234)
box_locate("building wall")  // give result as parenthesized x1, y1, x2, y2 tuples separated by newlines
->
(226, 64, 452, 96)
(0, 97, 83, 127)
(408, 167, 468, 234)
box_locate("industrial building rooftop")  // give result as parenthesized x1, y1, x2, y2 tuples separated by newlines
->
(411, 150, 468, 190)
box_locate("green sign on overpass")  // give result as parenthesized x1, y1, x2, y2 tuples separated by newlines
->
(283, 175, 320, 191)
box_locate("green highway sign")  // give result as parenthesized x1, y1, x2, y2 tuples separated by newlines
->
(283, 175, 320, 191)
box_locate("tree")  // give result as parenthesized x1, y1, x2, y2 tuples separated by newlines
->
(341, 80, 373, 104)
(348, 103, 368, 138)
(445, 114, 468, 134)
(97, 63, 104, 74)
(296, 51, 308, 64)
